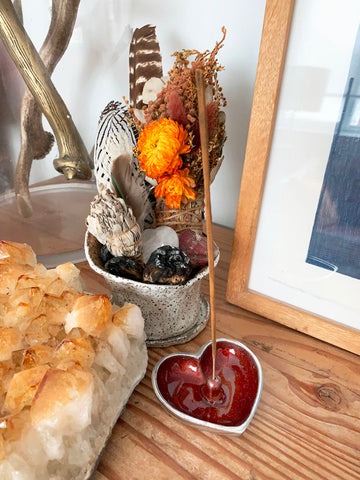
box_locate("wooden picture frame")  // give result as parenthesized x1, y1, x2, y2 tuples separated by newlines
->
(226, 0, 360, 355)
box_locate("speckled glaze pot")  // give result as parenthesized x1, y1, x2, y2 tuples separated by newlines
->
(85, 231, 219, 347)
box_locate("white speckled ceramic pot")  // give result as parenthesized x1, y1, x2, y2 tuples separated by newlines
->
(85, 231, 219, 347)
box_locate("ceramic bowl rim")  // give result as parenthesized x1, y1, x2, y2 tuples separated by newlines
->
(84, 230, 220, 290)
(151, 338, 263, 434)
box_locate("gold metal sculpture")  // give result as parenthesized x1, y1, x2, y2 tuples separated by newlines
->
(0, 0, 92, 216)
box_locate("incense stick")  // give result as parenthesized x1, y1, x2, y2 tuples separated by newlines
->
(195, 69, 217, 381)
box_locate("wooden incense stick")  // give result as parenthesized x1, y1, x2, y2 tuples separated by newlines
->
(195, 69, 217, 381)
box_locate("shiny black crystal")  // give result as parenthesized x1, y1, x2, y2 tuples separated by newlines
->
(143, 245, 192, 285)
(100, 244, 113, 265)
(105, 256, 144, 281)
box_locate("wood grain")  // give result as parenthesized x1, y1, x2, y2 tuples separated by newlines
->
(226, 0, 360, 355)
(80, 224, 360, 480)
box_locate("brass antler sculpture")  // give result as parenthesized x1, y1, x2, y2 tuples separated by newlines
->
(0, 0, 92, 216)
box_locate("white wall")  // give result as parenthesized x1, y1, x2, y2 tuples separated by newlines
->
(16, 0, 266, 228)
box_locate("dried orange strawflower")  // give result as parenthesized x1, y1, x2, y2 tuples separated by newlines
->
(137, 118, 190, 179)
(155, 168, 196, 209)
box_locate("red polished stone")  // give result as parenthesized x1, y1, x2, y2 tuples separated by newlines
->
(178, 229, 219, 267)
(156, 340, 259, 426)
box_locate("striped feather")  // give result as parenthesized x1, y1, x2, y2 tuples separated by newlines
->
(94, 101, 152, 229)
(129, 24, 163, 109)
(94, 100, 137, 193)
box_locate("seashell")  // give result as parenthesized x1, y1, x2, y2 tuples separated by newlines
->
(142, 77, 166, 105)
(94, 100, 138, 195)
(86, 189, 142, 258)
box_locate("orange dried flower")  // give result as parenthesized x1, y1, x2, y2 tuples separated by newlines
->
(137, 118, 190, 179)
(155, 168, 196, 209)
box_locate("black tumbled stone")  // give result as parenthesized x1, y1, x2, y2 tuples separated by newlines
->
(105, 256, 144, 281)
(143, 245, 192, 285)
(100, 244, 113, 265)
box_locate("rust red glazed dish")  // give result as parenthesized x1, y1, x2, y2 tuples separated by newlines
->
(152, 339, 263, 434)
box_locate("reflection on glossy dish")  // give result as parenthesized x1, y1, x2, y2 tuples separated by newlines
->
(156, 341, 259, 426)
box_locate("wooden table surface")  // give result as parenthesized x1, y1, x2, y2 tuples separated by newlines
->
(78, 224, 360, 480)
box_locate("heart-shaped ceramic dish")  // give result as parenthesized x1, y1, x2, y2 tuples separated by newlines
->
(152, 338, 263, 434)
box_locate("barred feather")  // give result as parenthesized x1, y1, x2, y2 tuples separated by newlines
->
(129, 24, 163, 109)
(94, 101, 152, 229)
(94, 100, 137, 193)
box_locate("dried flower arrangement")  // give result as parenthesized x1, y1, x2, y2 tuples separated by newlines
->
(130, 28, 227, 210)
(86, 25, 226, 286)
